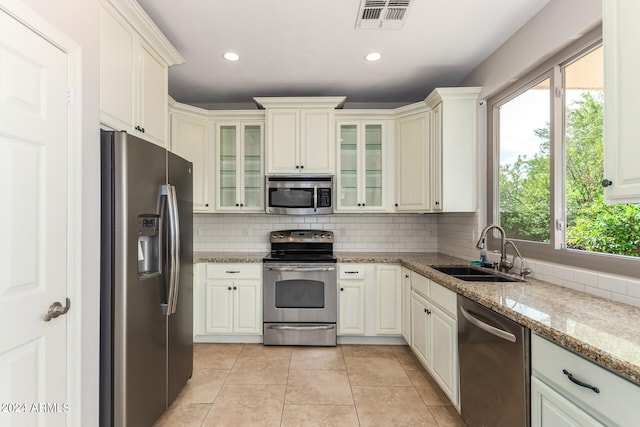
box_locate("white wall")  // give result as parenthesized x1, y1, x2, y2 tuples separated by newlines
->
(461, 0, 602, 98)
(16, 0, 101, 424)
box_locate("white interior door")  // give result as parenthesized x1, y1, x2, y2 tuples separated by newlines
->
(0, 8, 70, 425)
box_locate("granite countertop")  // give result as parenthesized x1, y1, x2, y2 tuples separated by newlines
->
(195, 251, 640, 385)
(194, 251, 266, 263)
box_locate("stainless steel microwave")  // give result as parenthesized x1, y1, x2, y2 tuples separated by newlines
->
(265, 175, 334, 215)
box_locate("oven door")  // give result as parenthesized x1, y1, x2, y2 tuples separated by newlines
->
(263, 263, 337, 323)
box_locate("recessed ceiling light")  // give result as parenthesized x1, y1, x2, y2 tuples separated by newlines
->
(365, 52, 382, 62)
(223, 52, 240, 62)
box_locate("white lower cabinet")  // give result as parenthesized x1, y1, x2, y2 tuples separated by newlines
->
(401, 267, 412, 344)
(410, 273, 459, 407)
(531, 333, 640, 427)
(375, 264, 402, 335)
(196, 263, 262, 336)
(338, 263, 402, 337)
(338, 265, 366, 335)
(531, 377, 603, 427)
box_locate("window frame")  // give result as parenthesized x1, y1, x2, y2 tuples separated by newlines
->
(486, 26, 640, 280)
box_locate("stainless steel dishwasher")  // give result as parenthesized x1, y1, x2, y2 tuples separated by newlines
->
(458, 295, 530, 427)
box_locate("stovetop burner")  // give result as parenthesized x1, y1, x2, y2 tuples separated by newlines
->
(263, 229, 335, 263)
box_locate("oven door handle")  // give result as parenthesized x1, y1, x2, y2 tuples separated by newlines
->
(265, 325, 335, 331)
(266, 266, 336, 272)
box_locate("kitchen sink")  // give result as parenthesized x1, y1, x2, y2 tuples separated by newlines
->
(431, 265, 520, 282)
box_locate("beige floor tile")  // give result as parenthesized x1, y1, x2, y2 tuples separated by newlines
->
(395, 352, 425, 372)
(174, 368, 229, 404)
(429, 406, 468, 427)
(225, 356, 290, 385)
(282, 404, 360, 427)
(341, 344, 395, 358)
(203, 384, 285, 427)
(285, 369, 354, 405)
(406, 370, 452, 407)
(345, 357, 412, 386)
(193, 343, 243, 370)
(290, 346, 346, 370)
(239, 343, 294, 358)
(389, 345, 414, 357)
(352, 385, 438, 427)
(153, 402, 211, 427)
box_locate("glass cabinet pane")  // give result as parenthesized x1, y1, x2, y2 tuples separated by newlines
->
(243, 125, 263, 209)
(364, 124, 383, 207)
(340, 124, 358, 208)
(219, 125, 237, 207)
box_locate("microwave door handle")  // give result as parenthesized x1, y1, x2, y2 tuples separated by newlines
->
(313, 185, 318, 212)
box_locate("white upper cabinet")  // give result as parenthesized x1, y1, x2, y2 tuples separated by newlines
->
(256, 97, 346, 174)
(216, 121, 264, 212)
(169, 103, 212, 212)
(425, 87, 482, 212)
(336, 120, 389, 211)
(603, 0, 640, 203)
(394, 109, 431, 211)
(100, 0, 183, 148)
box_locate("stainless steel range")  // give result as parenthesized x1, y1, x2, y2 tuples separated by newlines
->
(263, 230, 337, 346)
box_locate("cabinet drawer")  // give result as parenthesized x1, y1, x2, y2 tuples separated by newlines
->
(205, 263, 262, 279)
(411, 272, 430, 299)
(429, 281, 456, 318)
(532, 333, 640, 426)
(339, 265, 365, 279)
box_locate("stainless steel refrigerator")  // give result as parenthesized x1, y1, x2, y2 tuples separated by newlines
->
(100, 130, 193, 427)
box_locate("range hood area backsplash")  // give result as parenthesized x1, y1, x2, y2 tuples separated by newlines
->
(193, 213, 440, 253)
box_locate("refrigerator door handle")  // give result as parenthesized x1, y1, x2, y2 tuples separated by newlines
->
(162, 184, 179, 316)
(170, 185, 181, 315)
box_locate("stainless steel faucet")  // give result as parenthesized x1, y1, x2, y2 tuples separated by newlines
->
(476, 224, 532, 277)
(476, 224, 507, 271)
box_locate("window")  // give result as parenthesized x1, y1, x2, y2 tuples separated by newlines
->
(488, 28, 640, 278)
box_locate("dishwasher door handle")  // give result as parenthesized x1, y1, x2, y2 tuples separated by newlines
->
(460, 306, 517, 343)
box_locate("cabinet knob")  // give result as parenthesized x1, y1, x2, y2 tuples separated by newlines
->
(227, 287, 232, 290)
(357, 203, 362, 207)
(236, 203, 239, 207)
(300, 165, 304, 169)
(240, 203, 244, 207)
(601, 179, 613, 188)
(435, 201, 439, 205)
(233, 286, 237, 290)
(296, 165, 300, 169)
(205, 203, 209, 207)
(340, 287, 344, 291)
(395, 203, 398, 207)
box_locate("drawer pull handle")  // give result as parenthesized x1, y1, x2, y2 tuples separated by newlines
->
(226, 270, 240, 274)
(562, 369, 600, 394)
(344, 271, 358, 274)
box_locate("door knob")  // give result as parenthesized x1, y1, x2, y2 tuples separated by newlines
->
(44, 298, 70, 321)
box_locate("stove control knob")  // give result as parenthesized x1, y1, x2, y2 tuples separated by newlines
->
(313, 234, 319, 239)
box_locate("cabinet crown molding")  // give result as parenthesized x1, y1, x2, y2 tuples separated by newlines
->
(254, 96, 346, 110)
(424, 87, 482, 108)
(103, 0, 184, 66)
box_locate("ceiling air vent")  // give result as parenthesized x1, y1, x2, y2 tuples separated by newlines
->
(356, 0, 413, 29)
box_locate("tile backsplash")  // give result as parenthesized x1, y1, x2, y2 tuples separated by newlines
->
(194, 213, 438, 253)
(195, 211, 640, 308)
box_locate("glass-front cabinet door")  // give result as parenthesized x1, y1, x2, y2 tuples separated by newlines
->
(337, 121, 385, 211)
(216, 122, 264, 211)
